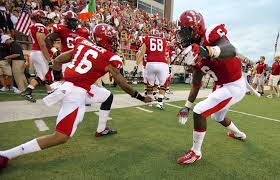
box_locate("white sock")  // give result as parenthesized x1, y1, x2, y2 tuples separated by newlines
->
(96, 110, 110, 133)
(27, 85, 35, 89)
(227, 121, 242, 135)
(191, 130, 206, 155)
(0, 139, 41, 159)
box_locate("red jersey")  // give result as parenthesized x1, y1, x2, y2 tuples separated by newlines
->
(271, 61, 280, 75)
(195, 24, 242, 85)
(64, 37, 123, 91)
(30, 23, 49, 51)
(144, 36, 167, 63)
(256, 63, 267, 74)
(53, 24, 90, 52)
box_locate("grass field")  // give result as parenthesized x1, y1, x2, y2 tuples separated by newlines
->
(0, 94, 280, 180)
(0, 83, 191, 102)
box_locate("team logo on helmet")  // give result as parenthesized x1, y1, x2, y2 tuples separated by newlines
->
(93, 23, 119, 52)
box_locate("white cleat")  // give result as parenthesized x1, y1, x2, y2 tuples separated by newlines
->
(227, 131, 246, 140)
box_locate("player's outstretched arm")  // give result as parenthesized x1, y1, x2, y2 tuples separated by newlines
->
(106, 64, 151, 103)
(53, 50, 74, 71)
(213, 36, 236, 59)
(37, 32, 51, 61)
(136, 44, 146, 65)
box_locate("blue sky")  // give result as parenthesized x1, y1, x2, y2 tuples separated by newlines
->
(173, 0, 280, 65)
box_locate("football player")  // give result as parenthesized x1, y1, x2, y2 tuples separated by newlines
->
(45, 11, 90, 75)
(46, 11, 113, 135)
(175, 10, 247, 165)
(136, 30, 169, 110)
(20, 10, 52, 102)
(0, 24, 151, 169)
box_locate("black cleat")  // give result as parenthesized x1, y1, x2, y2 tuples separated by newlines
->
(21, 94, 36, 103)
(95, 127, 117, 137)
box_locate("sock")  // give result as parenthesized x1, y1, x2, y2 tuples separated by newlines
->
(157, 94, 164, 105)
(0, 139, 41, 159)
(226, 121, 242, 135)
(27, 85, 35, 90)
(191, 130, 206, 155)
(96, 110, 110, 133)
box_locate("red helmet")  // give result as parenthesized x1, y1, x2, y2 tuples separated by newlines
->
(63, 11, 79, 30)
(176, 10, 205, 48)
(31, 10, 48, 25)
(93, 23, 118, 52)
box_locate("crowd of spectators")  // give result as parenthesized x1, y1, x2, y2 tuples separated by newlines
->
(0, 0, 178, 93)
(0, 0, 177, 51)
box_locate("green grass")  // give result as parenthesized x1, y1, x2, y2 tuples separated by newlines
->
(0, 83, 191, 102)
(0, 94, 280, 179)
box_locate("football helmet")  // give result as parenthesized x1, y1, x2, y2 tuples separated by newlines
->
(177, 10, 206, 48)
(31, 10, 48, 25)
(93, 23, 119, 52)
(63, 11, 79, 30)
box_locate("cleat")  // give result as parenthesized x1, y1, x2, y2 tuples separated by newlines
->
(227, 131, 246, 140)
(177, 150, 201, 165)
(22, 94, 36, 103)
(156, 103, 164, 110)
(95, 127, 117, 137)
(266, 95, 272, 98)
(0, 155, 9, 169)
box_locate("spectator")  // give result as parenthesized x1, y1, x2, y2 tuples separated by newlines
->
(0, 4, 13, 33)
(10, 8, 19, 27)
(0, 42, 15, 92)
(2, 34, 27, 93)
(47, 6, 61, 20)
(267, 56, 280, 98)
(252, 56, 267, 96)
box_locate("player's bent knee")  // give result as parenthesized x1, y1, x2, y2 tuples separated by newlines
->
(100, 93, 113, 110)
(54, 131, 70, 145)
(193, 103, 202, 115)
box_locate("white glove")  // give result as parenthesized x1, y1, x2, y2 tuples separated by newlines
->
(177, 107, 190, 125)
(181, 45, 198, 66)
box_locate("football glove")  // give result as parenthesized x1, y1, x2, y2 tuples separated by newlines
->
(51, 47, 60, 59)
(181, 44, 213, 66)
(177, 107, 190, 125)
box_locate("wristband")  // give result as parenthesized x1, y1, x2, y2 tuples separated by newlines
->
(132, 91, 145, 101)
(185, 100, 193, 108)
(51, 47, 58, 54)
(207, 46, 221, 58)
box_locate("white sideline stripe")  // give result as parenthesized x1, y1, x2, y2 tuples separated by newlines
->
(135, 107, 153, 113)
(165, 103, 280, 123)
(165, 103, 182, 109)
(94, 112, 112, 120)
(34, 120, 49, 131)
(229, 110, 280, 123)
